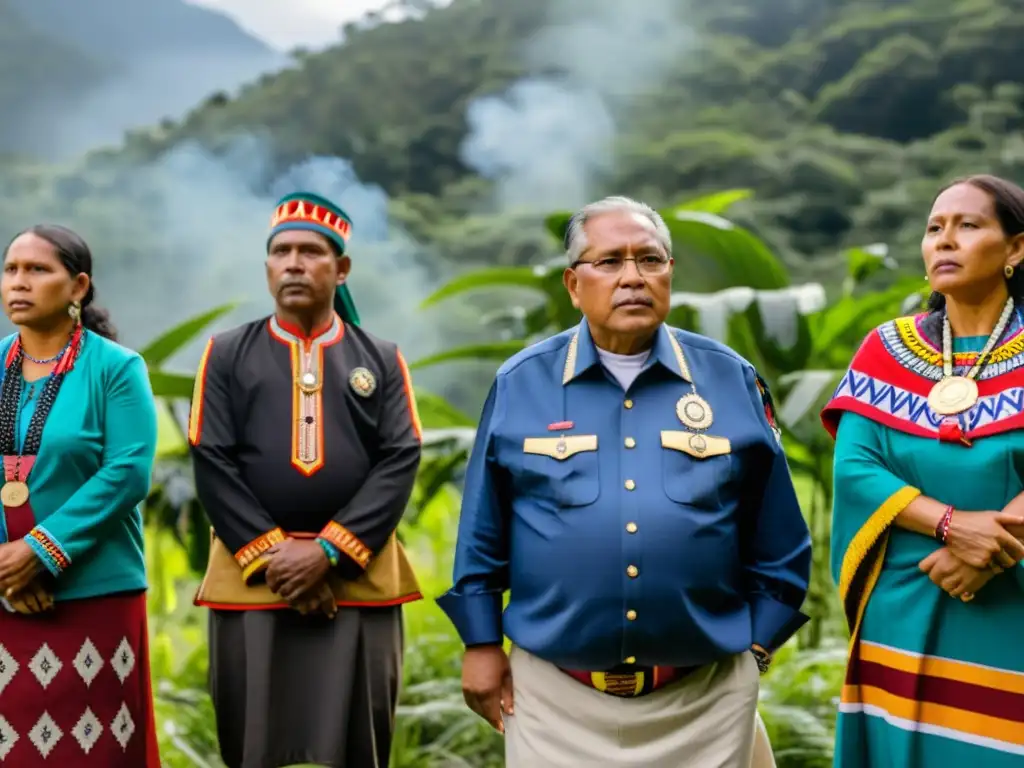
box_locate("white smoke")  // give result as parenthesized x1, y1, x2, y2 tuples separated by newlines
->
(459, 0, 692, 211)
(0, 134, 449, 377)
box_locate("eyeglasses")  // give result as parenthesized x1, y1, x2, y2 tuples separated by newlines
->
(571, 254, 671, 275)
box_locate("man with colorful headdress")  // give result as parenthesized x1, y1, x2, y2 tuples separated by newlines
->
(187, 192, 423, 768)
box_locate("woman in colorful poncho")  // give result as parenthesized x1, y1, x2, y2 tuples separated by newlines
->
(822, 174, 1024, 766)
(0, 225, 160, 766)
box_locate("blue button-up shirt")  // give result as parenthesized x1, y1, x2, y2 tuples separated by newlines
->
(436, 320, 811, 671)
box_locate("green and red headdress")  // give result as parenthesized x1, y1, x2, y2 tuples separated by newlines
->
(267, 191, 361, 326)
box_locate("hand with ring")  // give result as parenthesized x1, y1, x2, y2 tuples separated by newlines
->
(919, 547, 999, 600)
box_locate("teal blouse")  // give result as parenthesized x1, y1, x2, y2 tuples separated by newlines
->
(0, 330, 158, 601)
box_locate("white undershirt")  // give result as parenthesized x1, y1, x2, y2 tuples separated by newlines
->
(596, 347, 651, 391)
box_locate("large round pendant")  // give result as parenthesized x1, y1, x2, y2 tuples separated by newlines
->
(927, 376, 979, 416)
(676, 393, 714, 431)
(0, 481, 29, 508)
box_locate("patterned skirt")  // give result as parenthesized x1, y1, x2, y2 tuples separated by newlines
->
(0, 590, 160, 766)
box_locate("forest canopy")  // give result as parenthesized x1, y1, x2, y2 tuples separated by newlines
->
(3, 0, 1024, 295)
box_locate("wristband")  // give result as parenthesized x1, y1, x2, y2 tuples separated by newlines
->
(935, 505, 954, 543)
(316, 537, 341, 567)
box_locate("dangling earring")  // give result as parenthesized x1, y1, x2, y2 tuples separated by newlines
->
(1005, 264, 1016, 279)
(68, 301, 81, 324)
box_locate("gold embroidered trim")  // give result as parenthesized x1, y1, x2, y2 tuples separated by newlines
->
(267, 315, 343, 477)
(665, 332, 693, 382)
(235, 528, 286, 569)
(562, 332, 579, 384)
(320, 521, 372, 569)
(895, 316, 1024, 365)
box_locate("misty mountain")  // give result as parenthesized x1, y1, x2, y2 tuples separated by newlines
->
(9, 0, 271, 59)
(3, 0, 285, 159)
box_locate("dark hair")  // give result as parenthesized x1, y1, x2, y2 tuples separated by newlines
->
(926, 174, 1024, 312)
(3, 224, 118, 341)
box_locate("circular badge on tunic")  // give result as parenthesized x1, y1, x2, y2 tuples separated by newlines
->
(676, 393, 713, 431)
(349, 367, 376, 397)
(297, 370, 321, 394)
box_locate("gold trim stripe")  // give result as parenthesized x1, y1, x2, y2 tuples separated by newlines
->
(858, 641, 1024, 695)
(241, 553, 272, 584)
(840, 684, 1024, 748)
(562, 332, 579, 384)
(396, 350, 423, 442)
(838, 485, 920, 604)
(896, 316, 1024, 365)
(188, 337, 215, 446)
(665, 332, 692, 382)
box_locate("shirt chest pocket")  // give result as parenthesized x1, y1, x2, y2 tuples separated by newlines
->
(518, 435, 600, 507)
(660, 430, 734, 509)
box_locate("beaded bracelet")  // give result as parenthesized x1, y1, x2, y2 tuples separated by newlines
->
(934, 505, 954, 543)
(316, 537, 341, 567)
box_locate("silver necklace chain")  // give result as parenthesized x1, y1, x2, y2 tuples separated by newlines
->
(941, 296, 1014, 379)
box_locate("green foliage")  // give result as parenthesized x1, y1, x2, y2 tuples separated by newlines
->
(98, 0, 1023, 268)
(139, 303, 236, 368)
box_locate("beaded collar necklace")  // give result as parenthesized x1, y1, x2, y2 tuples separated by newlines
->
(0, 326, 84, 507)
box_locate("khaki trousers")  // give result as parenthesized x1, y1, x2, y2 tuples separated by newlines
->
(504, 646, 766, 767)
(751, 710, 776, 768)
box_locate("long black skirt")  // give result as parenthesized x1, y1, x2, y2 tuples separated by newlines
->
(208, 605, 403, 768)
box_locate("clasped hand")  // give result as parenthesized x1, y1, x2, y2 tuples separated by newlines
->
(264, 538, 337, 618)
(919, 499, 1024, 599)
(0, 540, 52, 614)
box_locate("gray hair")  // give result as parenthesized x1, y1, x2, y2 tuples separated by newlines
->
(564, 195, 672, 263)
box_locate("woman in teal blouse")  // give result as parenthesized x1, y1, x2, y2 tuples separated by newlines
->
(822, 174, 1024, 766)
(0, 225, 160, 766)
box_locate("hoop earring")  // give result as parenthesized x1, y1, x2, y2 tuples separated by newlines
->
(1006, 264, 1016, 279)
(68, 301, 81, 324)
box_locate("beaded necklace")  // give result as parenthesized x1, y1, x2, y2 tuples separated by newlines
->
(0, 327, 83, 508)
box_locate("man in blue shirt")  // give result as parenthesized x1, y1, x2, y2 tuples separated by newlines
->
(436, 195, 811, 767)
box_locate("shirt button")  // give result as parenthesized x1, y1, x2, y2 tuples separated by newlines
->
(627, 565, 638, 578)
(624, 656, 636, 664)
(624, 399, 634, 409)
(626, 522, 638, 533)
(624, 437, 636, 448)
(624, 479, 635, 491)
(626, 610, 637, 621)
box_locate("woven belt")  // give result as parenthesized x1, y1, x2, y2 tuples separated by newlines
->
(559, 663, 696, 698)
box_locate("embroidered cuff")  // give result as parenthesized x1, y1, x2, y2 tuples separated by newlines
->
(318, 521, 371, 570)
(235, 528, 285, 584)
(26, 526, 71, 576)
(316, 537, 341, 567)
